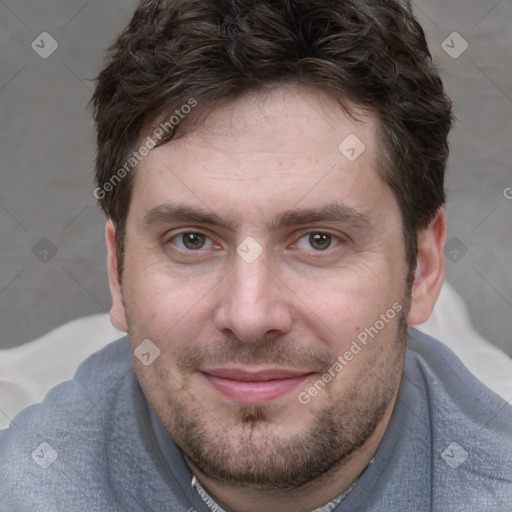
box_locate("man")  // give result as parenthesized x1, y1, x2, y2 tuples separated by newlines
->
(1, 0, 511, 510)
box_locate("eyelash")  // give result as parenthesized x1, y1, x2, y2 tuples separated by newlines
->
(167, 231, 219, 252)
(164, 230, 344, 254)
(292, 232, 342, 252)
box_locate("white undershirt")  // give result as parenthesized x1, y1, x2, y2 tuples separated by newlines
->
(191, 459, 374, 512)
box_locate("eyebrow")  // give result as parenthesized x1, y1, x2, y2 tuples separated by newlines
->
(141, 204, 230, 231)
(140, 202, 373, 232)
(271, 203, 373, 230)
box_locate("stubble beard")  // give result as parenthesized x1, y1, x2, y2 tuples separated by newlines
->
(130, 303, 410, 491)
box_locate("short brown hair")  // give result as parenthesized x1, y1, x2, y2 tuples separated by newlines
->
(91, 0, 453, 275)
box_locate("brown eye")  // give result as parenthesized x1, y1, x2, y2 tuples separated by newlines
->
(308, 233, 333, 251)
(181, 232, 207, 250)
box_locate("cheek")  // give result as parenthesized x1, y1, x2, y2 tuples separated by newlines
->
(126, 248, 181, 302)
(123, 261, 218, 346)
(289, 263, 403, 337)
(324, 309, 406, 396)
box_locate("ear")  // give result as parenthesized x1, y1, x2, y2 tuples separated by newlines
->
(106, 219, 128, 332)
(407, 207, 447, 325)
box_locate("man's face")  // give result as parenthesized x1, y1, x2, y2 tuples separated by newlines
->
(112, 86, 412, 489)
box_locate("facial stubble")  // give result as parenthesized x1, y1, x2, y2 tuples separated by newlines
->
(129, 298, 410, 491)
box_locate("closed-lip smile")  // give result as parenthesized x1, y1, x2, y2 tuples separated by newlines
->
(200, 367, 314, 404)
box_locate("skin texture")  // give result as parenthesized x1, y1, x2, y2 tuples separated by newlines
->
(106, 86, 446, 512)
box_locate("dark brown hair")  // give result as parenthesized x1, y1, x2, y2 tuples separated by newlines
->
(91, 0, 453, 275)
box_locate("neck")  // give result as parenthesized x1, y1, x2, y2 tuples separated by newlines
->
(186, 393, 397, 512)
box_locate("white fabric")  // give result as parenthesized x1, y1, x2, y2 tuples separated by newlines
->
(0, 315, 123, 430)
(0, 281, 511, 431)
(416, 281, 512, 403)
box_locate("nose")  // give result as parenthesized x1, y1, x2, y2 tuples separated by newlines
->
(213, 251, 293, 345)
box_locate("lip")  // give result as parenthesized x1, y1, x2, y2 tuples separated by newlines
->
(200, 367, 313, 405)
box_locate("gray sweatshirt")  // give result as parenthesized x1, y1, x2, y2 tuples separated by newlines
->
(1, 328, 511, 511)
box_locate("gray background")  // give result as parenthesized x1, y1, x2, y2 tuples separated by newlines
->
(0, 0, 511, 355)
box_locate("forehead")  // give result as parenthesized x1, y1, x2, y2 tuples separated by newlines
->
(178, 86, 378, 156)
(129, 86, 395, 227)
